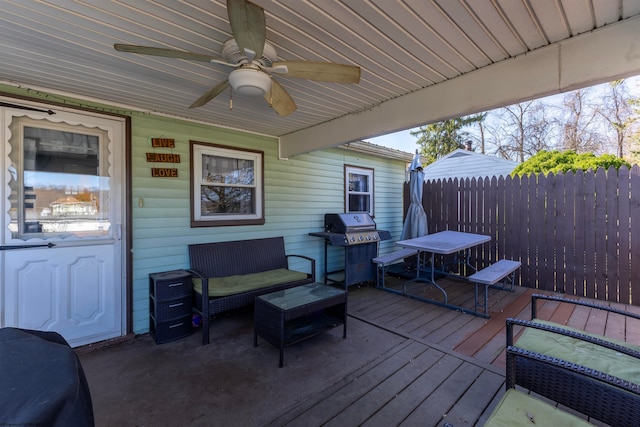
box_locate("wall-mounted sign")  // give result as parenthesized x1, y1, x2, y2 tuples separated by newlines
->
(148, 137, 179, 177)
(146, 153, 180, 163)
(151, 168, 178, 177)
(151, 138, 175, 148)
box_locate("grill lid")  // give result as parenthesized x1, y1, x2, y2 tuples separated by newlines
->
(325, 213, 376, 233)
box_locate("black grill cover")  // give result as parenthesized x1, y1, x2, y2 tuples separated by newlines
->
(0, 327, 94, 427)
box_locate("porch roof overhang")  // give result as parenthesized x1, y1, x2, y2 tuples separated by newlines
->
(1, 1, 639, 158)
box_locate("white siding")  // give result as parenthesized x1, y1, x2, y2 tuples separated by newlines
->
(423, 149, 519, 181)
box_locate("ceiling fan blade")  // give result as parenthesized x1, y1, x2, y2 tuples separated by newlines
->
(265, 79, 296, 117)
(227, 0, 266, 59)
(189, 81, 230, 109)
(114, 44, 218, 63)
(272, 61, 361, 84)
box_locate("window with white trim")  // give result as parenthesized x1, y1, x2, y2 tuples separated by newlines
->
(191, 141, 264, 227)
(345, 165, 374, 216)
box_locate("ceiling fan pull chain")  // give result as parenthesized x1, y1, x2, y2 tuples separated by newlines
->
(230, 86, 233, 110)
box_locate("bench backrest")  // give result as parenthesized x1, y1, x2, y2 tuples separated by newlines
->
(189, 237, 288, 278)
(507, 346, 640, 426)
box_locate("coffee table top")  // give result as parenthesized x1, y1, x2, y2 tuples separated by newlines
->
(257, 283, 345, 310)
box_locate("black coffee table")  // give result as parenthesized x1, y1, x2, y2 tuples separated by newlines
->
(254, 283, 347, 367)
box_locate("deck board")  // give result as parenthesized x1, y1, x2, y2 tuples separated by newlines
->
(324, 347, 450, 426)
(400, 361, 486, 426)
(441, 369, 505, 426)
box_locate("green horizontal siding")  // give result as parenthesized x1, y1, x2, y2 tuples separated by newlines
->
(130, 114, 408, 333)
(0, 84, 408, 336)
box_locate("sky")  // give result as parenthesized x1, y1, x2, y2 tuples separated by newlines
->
(365, 75, 640, 154)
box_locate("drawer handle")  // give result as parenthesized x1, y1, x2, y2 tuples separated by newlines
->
(168, 283, 183, 287)
(168, 302, 184, 308)
(169, 323, 184, 329)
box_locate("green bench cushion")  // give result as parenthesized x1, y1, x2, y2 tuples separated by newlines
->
(517, 319, 640, 382)
(192, 268, 309, 297)
(485, 389, 594, 426)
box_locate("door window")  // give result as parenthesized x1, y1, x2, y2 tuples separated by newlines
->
(8, 119, 111, 239)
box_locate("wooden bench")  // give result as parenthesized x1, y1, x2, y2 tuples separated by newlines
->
(372, 248, 418, 288)
(484, 345, 640, 426)
(467, 259, 520, 317)
(188, 237, 316, 345)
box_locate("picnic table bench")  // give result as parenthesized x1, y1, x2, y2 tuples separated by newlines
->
(467, 259, 521, 317)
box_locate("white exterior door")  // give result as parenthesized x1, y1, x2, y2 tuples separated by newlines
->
(1, 100, 126, 347)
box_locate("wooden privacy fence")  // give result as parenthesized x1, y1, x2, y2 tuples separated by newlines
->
(405, 165, 640, 306)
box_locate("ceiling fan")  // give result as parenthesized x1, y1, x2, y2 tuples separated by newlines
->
(114, 0, 361, 117)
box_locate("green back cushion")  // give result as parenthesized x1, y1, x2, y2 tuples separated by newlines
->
(485, 389, 594, 426)
(517, 319, 640, 382)
(192, 268, 308, 297)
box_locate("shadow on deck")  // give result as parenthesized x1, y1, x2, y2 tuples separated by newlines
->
(78, 274, 639, 426)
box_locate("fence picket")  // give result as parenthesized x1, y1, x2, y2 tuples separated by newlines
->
(618, 166, 631, 303)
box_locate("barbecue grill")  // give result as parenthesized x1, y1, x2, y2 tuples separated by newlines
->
(310, 213, 391, 288)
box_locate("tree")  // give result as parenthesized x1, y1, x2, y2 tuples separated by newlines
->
(511, 150, 630, 177)
(597, 79, 639, 159)
(411, 114, 484, 165)
(487, 100, 557, 162)
(560, 88, 604, 153)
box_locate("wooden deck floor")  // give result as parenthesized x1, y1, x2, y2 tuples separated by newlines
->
(79, 274, 640, 427)
(268, 275, 640, 426)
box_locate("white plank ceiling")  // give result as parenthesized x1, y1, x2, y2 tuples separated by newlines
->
(1, 1, 640, 156)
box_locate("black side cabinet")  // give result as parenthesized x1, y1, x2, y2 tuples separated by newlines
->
(149, 270, 193, 344)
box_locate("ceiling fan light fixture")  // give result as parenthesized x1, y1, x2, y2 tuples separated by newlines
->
(228, 68, 271, 96)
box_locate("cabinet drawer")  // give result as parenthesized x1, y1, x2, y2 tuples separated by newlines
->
(151, 271, 192, 300)
(155, 295, 192, 319)
(153, 316, 192, 344)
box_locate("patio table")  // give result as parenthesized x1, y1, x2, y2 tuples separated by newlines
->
(394, 230, 491, 315)
(254, 283, 347, 367)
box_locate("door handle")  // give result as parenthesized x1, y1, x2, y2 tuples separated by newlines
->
(0, 242, 56, 251)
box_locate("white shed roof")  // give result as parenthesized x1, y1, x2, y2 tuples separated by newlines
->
(423, 149, 519, 181)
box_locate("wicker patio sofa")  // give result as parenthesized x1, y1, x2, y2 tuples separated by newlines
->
(188, 237, 315, 345)
(484, 345, 640, 426)
(507, 293, 640, 373)
(496, 294, 640, 426)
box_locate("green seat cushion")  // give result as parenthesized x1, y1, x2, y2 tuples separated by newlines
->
(517, 319, 640, 382)
(192, 268, 308, 297)
(485, 389, 594, 426)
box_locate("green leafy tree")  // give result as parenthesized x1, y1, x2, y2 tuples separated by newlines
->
(511, 150, 630, 177)
(411, 115, 485, 165)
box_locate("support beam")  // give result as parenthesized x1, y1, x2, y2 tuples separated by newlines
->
(279, 16, 640, 158)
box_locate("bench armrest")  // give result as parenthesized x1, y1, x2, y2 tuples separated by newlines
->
(286, 254, 316, 282)
(531, 293, 640, 321)
(506, 317, 640, 360)
(185, 268, 209, 318)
